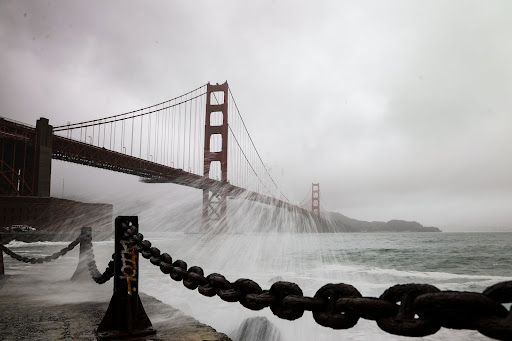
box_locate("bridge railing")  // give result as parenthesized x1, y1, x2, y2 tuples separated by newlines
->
(1, 218, 511, 340)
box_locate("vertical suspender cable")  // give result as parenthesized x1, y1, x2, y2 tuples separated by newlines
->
(200, 92, 204, 176)
(163, 103, 167, 165)
(168, 102, 171, 166)
(131, 114, 134, 156)
(188, 93, 192, 172)
(140, 114, 143, 158)
(193, 92, 197, 174)
(113, 120, 116, 151)
(154, 111, 158, 161)
(177, 100, 181, 168)
(122, 120, 125, 153)
(171, 103, 175, 166)
(182, 99, 186, 169)
(148, 114, 151, 160)
(167, 102, 170, 166)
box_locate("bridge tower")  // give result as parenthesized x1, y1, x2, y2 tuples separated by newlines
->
(0, 117, 52, 197)
(202, 82, 229, 230)
(312, 183, 320, 216)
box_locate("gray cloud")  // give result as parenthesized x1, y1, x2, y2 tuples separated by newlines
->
(1, 0, 511, 230)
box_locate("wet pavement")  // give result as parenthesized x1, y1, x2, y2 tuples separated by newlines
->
(0, 275, 231, 341)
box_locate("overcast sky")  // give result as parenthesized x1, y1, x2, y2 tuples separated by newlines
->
(1, 1, 511, 231)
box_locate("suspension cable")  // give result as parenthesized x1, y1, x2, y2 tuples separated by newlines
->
(228, 88, 290, 202)
(54, 84, 207, 129)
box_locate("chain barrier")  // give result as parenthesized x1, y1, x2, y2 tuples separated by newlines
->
(85, 251, 114, 284)
(84, 247, 115, 284)
(122, 223, 512, 341)
(0, 230, 114, 284)
(79, 228, 115, 284)
(0, 236, 81, 264)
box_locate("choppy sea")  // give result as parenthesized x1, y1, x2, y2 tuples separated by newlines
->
(4, 232, 511, 340)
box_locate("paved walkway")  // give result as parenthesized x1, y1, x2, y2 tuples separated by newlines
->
(0, 275, 231, 341)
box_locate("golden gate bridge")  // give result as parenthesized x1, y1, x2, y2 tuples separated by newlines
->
(0, 82, 324, 228)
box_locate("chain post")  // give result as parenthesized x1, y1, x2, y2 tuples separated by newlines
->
(70, 227, 92, 281)
(96, 216, 155, 340)
(0, 234, 4, 275)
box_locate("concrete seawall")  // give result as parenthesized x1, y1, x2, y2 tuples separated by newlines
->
(0, 275, 231, 341)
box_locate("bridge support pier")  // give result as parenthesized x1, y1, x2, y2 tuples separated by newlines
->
(0, 234, 4, 276)
(0, 117, 52, 197)
(202, 189, 227, 230)
(96, 216, 155, 340)
(34, 118, 53, 197)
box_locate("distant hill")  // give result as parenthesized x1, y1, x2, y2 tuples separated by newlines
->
(320, 212, 442, 233)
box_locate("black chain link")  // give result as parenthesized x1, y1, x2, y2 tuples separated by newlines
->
(0, 232, 114, 284)
(80, 230, 115, 284)
(0, 236, 81, 264)
(122, 222, 512, 341)
(86, 251, 115, 284)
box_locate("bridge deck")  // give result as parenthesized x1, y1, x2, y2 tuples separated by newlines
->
(0, 117, 308, 215)
(53, 135, 300, 210)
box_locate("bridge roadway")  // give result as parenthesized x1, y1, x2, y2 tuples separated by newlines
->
(53, 135, 305, 213)
(1, 117, 308, 214)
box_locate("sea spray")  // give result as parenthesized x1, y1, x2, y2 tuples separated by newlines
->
(3, 194, 511, 341)
(231, 316, 282, 341)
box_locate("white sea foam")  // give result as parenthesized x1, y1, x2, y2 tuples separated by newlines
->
(6, 240, 72, 248)
(322, 263, 512, 282)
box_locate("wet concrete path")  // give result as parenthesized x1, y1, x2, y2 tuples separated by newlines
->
(0, 275, 231, 341)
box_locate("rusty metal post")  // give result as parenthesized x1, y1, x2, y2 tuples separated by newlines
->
(0, 234, 4, 275)
(96, 216, 155, 340)
(71, 227, 92, 281)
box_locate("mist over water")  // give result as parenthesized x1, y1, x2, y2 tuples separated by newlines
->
(4, 196, 511, 341)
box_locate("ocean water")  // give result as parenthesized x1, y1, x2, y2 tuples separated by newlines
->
(3, 232, 511, 340)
